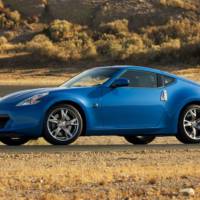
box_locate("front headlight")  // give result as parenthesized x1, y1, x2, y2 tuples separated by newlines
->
(16, 92, 49, 106)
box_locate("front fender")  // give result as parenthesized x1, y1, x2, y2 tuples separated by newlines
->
(40, 91, 99, 133)
(45, 92, 87, 114)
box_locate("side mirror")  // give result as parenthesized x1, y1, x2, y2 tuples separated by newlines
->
(111, 78, 130, 88)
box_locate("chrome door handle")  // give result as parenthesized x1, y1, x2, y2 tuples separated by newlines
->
(161, 89, 168, 101)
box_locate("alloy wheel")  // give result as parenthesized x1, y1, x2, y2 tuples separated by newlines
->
(183, 107, 200, 140)
(47, 107, 80, 142)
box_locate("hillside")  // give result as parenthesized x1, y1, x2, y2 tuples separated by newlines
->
(2, 0, 200, 28)
(0, 0, 200, 69)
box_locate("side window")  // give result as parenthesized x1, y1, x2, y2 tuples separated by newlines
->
(158, 75, 175, 87)
(120, 70, 158, 88)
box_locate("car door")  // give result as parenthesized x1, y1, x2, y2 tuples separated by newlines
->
(100, 70, 167, 132)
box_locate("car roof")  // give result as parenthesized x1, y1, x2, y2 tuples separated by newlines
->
(96, 65, 176, 77)
(101, 65, 200, 87)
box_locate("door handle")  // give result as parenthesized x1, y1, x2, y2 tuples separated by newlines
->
(161, 89, 168, 101)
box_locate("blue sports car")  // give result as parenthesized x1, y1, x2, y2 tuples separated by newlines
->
(0, 65, 200, 145)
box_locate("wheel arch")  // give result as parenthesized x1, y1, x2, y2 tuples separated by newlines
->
(45, 100, 87, 136)
(177, 101, 200, 130)
(179, 101, 200, 116)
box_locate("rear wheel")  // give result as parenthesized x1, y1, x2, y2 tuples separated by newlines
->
(124, 136, 155, 145)
(0, 137, 30, 146)
(43, 104, 83, 145)
(177, 104, 200, 144)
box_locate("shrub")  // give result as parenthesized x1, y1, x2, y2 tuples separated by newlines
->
(158, 39, 182, 62)
(96, 32, 144, 60)
(26, 34, 64, 61)
(47, 20, 83, 42)
(179, 41, 200, 63)
(58, 34, 97, 60)
(96, 35, 123, 59)
(136, 39, 200, 64)
(46, 20, 97, 60)
(82, 39, 97, 59)
(0, 0, 4, 9)
(99, 19, 129, 34)
(0, 36, 7, 45)
(23, 18, 200, 64)
(9, 11, 21, 23)
(160, 0, 197, 11)
(3, 31, 17, 41)
(0, 9, 21, 29)
(160, 38, 181, 49)
(107, 40, 123, 58)
(120, 33, 145, 59)
(26, 33, 97, 62)
(143, 19, 200, 45)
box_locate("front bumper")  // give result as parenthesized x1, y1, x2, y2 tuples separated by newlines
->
(0, 103, 45, 138)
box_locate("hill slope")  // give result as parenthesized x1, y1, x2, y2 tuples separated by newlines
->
(2, 0, 200, 29)
(0, 0, 200, 69)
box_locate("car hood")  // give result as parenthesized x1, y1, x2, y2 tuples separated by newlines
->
(0, 87, 63, 104)
(0, 86, 99, 104)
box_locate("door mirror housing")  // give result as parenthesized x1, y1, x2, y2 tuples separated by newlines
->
(111, 78, 130, 88)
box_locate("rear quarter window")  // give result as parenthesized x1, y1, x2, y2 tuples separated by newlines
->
(158, 75, 175, 87)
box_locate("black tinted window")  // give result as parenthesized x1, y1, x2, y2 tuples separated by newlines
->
(158, 75, 175, 87)
(120, 70, 157, 88)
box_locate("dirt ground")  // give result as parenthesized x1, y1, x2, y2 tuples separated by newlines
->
(0, 149, 199, 200)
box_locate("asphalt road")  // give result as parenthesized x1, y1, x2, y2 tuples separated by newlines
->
(0, 144, 199, 153)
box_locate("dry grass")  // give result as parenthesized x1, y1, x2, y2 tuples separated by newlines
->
(0, 149, 199, 199)
(4, 16, 200, 65)
(0, 17, 196, 65)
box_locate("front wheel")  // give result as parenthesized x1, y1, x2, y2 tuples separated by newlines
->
(0, 137, 30, 146)
(124, 136, 156, 145)
(177, 104, 200, 144)
(43, 104, 83, 145)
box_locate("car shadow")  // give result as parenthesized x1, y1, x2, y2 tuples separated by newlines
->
(0, 144, 199, 153)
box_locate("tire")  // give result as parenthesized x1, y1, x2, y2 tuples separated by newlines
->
(0, 137, 30, 146)
(124, 136, 155, 145)
(43, 104, 83, 145)
(176, 104, 200, 144)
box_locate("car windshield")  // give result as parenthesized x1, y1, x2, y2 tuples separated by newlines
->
(61, 68, 118, 88)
